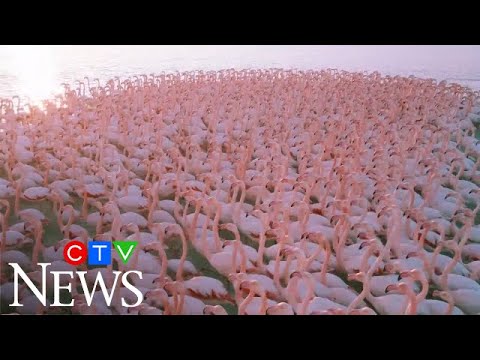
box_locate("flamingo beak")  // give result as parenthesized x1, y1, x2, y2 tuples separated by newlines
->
(359, 241, 370, 250)
(398, 271, 410, 281)
(385, 284, 398, 293)
(289, 271, 302, 279)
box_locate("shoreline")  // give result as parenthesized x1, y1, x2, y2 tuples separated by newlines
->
(1, 68, 479, 109)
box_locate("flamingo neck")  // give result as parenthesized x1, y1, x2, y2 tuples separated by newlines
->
(405, 288, 418, 315)
(335, 226, 348, 271)
(64, 209, 75, 237)
(200, 205, 211, 255)
(0, 205, 9, 252)
(445, 296, 454, 315)
(81, 192, 89, 219)
(440, 249, 460, 289)
(257, 231, 266, 268)
(147, 184, 159, 226)
(299, 277, 315, 315)
(238, 289, 255, 315)
(319, 244, 330, 284)
(238, 242, 247, 273)
(258, 293, 268, 315)
(408, 187, 415, 208)
(416, 276, 429, 303)
(173, 192, 183, 223)
(32, 225, 43, 265)
(0, 217, 5, 252)
(273, 244, 284, 288)
(177, 232, 188, 281)
(232, 240, 239, 273)
(300, 206, 309, 233)
(171, 288, 179, 314)
(189, 203, 202, 240)
(14, 178, 22, 215)
(212, 206, 222, 251)
(348, 278, 370, 313)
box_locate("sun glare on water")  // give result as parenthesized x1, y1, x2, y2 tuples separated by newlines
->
(5, 45, 60, 109)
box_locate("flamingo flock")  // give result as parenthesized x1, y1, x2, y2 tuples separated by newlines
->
(1, 69, 480, 315)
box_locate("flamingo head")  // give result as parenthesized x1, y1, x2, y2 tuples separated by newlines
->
(432, 290, 452, 302)
(266, 302, 293, 315)
(279, 246, 301, 259)
(385, 282, 409, 294)
(203, 305, 227, 315)
(347, 272, 366, 283)
(358, 238, 379, 250)
(164, 224, 182, 239)
(227, 272, 247, 284)
(398, 268, 424, 281)
(242, 280, 266, 297)
(218, 223, 237, 234)
(120, 223, 138, 234)
(164, 280, 184, 294)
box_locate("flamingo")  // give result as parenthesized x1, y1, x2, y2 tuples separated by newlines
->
(2, 68, 480, 316)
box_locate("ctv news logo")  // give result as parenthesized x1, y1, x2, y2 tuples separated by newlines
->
(8, 240, 144, 308)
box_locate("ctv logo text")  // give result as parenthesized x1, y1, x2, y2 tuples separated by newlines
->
(64, 240, 138, 266)
(8, 240, 144, 309)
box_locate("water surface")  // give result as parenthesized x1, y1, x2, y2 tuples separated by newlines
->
(0, 45, 479, 104)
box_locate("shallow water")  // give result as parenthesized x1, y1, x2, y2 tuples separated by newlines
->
(0, 45, 479, 105)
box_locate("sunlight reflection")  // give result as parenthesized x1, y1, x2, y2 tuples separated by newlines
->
(6, 46, 59, 109)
